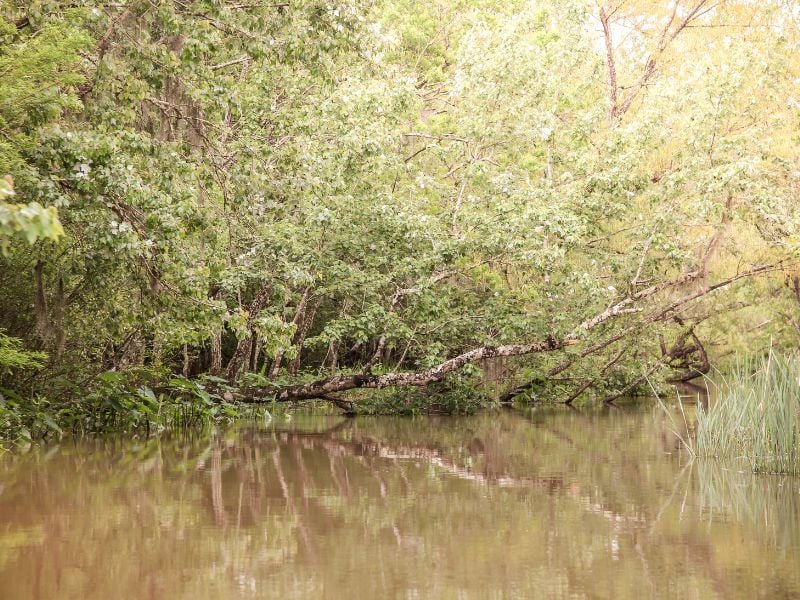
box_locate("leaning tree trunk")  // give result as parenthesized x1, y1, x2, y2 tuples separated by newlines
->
(499, 262, 780, 404)
(241, 261, 783, 410)
(242, 337, 573, 402)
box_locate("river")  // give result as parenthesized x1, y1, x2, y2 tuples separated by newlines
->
(1, 401, 799, 598)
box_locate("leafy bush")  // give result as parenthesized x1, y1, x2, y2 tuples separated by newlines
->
(356, 373, 492, 416)
(0, 369, 268, 447)
(0, 329, 46, 372)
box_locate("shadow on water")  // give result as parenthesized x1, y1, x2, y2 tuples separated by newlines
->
(0, 401, 798, 599)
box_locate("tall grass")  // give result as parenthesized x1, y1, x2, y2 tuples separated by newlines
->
(696, 350, 800, 474)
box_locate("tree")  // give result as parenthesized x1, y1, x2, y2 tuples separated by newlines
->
(0, 0, 798, 418)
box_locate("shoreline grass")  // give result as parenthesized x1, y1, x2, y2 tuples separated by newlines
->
(695, 349, 800, 475)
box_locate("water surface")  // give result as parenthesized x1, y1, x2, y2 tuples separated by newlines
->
(1, 403, 799, 598)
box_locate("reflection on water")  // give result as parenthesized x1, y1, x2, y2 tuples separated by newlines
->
(1, 403, 799, 599)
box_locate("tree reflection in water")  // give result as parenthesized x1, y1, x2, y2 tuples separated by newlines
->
(0, 405, 798, 599)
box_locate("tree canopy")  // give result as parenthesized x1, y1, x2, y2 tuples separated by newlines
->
(0, 0, 798, 428)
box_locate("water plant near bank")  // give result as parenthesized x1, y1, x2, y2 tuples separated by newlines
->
(695, 350, 800, 474)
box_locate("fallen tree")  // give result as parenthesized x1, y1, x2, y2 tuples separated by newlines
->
(500, 261, 788, 404)
(239, 261, 789, 409)
(234, 337, 577, 406)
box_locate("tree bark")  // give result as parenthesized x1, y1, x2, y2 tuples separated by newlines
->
(270, 286, 312, 376)
(365, 288, 405, 370)
(601, 1, 714, 123)
(500, 262, 783, 403)
(210, 328, 223, 375)
(250, 330, 260, 372)
(182, 343, 190, 377)
(288, 297, 321, 375)
(226, 281, 271, 382)
(52, 275, 66, 358)
(244, 337, 574, 402)
(239, 261, 783, 407)
(599, 5, 620, 121)
(34, 261, 51, 345)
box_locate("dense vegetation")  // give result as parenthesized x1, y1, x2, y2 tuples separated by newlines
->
(1, 0, 799, 437)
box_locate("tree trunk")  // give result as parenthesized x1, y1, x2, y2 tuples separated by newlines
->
(270, 286, 312, 377)
(328, 341, 339, 374)
(34, 261, 51, 345)
(500, 262, 780, 403)
(182, 344, 190, 377)
(52, 275, 66, 358)
(288, 298, 321, 375)
(237, 261, 780, 408)
(251, 331, 261, 372)
(226, 281, 271, 382)
(245, 337, 573, 402)
(210, 328, 222, 375)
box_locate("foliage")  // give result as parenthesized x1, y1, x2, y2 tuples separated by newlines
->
(356, 372, 491, 415)
(0, 6, 88, 250)
(0, 0, 799, 430)
(0, 175, 63, 252)
(0, 329, 46, 373)
(0, 369, 253, 446)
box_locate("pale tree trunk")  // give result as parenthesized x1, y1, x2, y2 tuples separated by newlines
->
(501, 262, 781, 403)
(239, 262, 783, 409)
(270, 286, 312, 377)
(182, 344, 190, 377)
(364, 266, 484, 371)
(210, 328, 223, 375)
(325, 300, 351, 375)
(226, 281, 271, 382)
(254, 337, 573, 402)
(151, 337, 162, 366)
(599, 1, 713, 123)
(33, 262, 67, 357)
(328, 341, 339, 374)
(288, 298, 321, 375)
(365, 289, 404, 371)
(599, 5, 620, 122)
(251, 331, 260, 372)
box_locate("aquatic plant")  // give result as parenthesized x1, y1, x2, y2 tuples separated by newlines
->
(695, 350, 800, 474)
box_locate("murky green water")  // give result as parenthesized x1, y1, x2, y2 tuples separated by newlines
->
(1, 403, 799, 599)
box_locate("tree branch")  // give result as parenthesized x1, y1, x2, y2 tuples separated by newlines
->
(245, 337, 576, 402)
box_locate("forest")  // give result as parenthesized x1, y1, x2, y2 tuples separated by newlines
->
(3, 2, 800, 597)
(1, 0, 799, 439)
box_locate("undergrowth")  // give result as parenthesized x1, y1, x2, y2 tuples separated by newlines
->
(0, 368, 276, 448)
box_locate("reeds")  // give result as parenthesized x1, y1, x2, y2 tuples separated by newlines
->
(696, 349, 800, 474)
